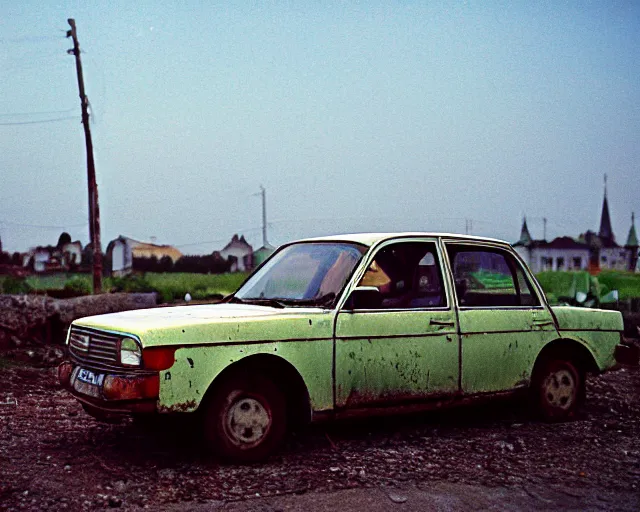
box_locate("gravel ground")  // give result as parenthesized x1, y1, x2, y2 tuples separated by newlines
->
(0, 361, 639, 511)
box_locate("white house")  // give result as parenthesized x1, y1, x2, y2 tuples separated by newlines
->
(220, 234, 253, 272)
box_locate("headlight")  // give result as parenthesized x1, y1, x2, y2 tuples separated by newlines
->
(120, 337, 142, 367)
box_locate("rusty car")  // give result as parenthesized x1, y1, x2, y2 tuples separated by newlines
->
(59, 233, 630, 461)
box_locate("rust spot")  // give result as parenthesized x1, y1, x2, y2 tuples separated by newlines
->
(157, 400, 197, 413)
(344, 388, 437, 408)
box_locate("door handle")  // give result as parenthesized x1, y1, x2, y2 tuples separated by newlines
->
(532, 319, 554, 327)
(429, 319, 454, 327)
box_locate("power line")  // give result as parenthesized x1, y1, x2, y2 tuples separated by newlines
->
(0, 35, 62, 44)
(0, 108, 76, 118)
(0, 220, 87, 229)
(0, 116, 78, 126)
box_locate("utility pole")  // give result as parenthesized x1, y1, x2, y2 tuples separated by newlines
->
(543, 217, 547, 241)
(67, 18, 102, 293)
(260, 185, 268, 247)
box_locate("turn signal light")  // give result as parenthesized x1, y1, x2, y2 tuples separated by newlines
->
(143, 347, 177, 371)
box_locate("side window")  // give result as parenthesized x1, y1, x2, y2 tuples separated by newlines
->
(514, 264, 540, 306)
(358, 242, 446, 309)
(447, 246, 540, 308)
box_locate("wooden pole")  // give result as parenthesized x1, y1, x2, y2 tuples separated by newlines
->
(67, 18, 102, 293)
(260, 185, 268, 247)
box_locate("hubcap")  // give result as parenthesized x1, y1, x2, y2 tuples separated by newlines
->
(543, 368, 576, 410)
(226, 397, 270, 446)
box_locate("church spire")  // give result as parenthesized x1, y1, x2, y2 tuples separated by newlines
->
(626, 212, 638, 248)
(598, 174, 614, 242)
(518, 216, 532, 245)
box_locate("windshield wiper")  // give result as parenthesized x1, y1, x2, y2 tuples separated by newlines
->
(229, 293, 335, 309)
(232, 297, 287, 309)
(277, 293, 337, 307)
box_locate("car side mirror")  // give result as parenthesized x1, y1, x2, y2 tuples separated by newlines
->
(346, 286, 382, 310)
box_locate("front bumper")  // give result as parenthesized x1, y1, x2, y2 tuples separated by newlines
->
(58, 361, 159, 415)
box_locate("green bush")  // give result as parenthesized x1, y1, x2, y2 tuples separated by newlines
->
(109, 274, 157, 295)
(63, 276, 92, 295)
(0, 276, 32, 295)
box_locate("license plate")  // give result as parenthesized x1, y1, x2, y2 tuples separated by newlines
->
(73, 368, 104, 398)
(77, 368, 104, 386)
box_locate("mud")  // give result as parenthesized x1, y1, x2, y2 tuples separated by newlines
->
(0, 360, 638, 511)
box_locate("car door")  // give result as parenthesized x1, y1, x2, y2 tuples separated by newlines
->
(334, 239, 459, 409)
(443, 241, 558, 394)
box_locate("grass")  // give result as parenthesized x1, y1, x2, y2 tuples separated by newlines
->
(535, 271, 590, 299)
(596, 270, 640, 300)
(145, 272, 249, 303)
(1, 272, 249, 303)
(535, 270, 640, 302)
(3, 269, 640, 303)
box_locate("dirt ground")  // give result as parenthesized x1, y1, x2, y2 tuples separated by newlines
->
(1, 358, 639, 511)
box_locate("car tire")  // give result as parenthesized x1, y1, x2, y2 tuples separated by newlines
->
(203, 372, 286, 462)
(533, 358, 583, 421)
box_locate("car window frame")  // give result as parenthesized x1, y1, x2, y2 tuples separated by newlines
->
(340, 237, 452, 313)
(442, 240, 546, 311)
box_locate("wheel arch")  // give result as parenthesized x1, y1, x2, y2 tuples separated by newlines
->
(199, 353, 312, 429)
(532, 337, 600, 378)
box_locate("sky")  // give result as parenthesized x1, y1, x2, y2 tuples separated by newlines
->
(1, 1, 639, 255)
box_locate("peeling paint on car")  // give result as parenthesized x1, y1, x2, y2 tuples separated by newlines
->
(60, 233, 624, 428)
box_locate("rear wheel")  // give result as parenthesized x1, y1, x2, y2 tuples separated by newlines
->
(203, 372, 286, 462)
(533, 358, 583, 421)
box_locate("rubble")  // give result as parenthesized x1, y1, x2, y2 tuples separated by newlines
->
(0, 360, 638, 510)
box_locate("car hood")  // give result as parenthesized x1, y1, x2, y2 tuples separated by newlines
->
(72, 303, 334, 348)
(551, 306, 623, 332)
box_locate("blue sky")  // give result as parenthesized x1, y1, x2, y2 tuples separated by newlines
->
(1, 1, 639, 254)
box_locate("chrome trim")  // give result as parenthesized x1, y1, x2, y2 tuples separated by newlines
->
(68, 326, 148, 374)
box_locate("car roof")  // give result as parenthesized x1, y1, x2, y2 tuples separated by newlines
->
(294, 232, 509, 247)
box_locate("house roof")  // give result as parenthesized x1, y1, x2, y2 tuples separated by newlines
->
(221, 234, 253, 252)
(532, 236, 589, 250)
(131, 242, 183, 261)
(111, 235, 183, 261)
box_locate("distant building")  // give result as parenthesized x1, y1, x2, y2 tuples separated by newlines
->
(22, 239, 84, 273)
(220, 234, 253, 272)
(61, 241, 83, 268)
(107, 236, 183, 276)
(515, 180, 638, 273)
(252, 244, 276, 267)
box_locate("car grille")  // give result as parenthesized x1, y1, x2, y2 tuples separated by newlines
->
(68, 326, 123, 371)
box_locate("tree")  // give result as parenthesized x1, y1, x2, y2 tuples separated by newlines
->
(57, 232, 72, 249)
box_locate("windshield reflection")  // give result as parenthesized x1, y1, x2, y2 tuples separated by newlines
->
(234, 242, 366, 307)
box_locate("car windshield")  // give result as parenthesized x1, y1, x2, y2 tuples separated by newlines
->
(234, 242, 367, 307)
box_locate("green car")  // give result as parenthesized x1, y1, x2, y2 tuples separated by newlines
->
(59, 233, 630, 461)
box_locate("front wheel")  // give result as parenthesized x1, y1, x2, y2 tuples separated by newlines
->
(203, 373, 286, 462)
(533, 358, 583, 421)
